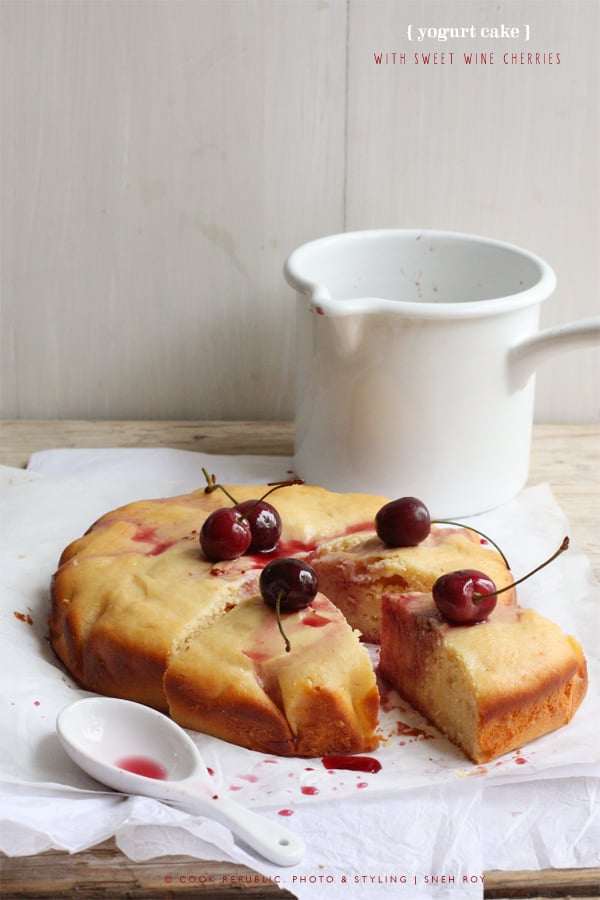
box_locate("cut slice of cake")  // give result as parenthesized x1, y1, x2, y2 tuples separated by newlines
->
(307, 526, 515, 643)
(378, 592, 588, 763)
(164, 592, 380, 757)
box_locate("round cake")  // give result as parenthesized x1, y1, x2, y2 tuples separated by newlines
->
(50, 481, 517, 758)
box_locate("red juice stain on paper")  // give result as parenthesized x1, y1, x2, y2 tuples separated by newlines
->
(278, 809, 294, 817)
(115, 756, 168, 780)
(321, 755, 382, 774)
(300, 785, 319, 796)
(514, 756, 528, 765)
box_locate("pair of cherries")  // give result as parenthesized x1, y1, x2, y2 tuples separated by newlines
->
(375, 495, 503, 623)
(199, 472, 303, 561)
(375, 496, 568, 625)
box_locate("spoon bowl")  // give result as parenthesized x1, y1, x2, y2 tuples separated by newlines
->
(57, 697, 304, 866)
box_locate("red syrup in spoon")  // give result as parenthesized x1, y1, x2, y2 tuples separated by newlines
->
(321, 756, 382, 774)
(115, 756, 168, 780)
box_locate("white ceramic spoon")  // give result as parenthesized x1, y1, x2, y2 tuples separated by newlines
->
(56, 696, 304, 867)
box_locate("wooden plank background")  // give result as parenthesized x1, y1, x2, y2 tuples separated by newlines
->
(1, 0, 598, 422)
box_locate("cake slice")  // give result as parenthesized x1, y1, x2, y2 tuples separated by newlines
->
(379, 592, 588, 763)
(307, 526, 515, 643)
(164, 592, 380, 757)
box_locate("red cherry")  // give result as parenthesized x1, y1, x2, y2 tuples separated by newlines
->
(432, 537, 570, 626)
(432, 569, 498, 625)
(260, 558, 318, 612)
(375, 496, 510, 568)
(260, 558, 318, 652)
(375, 497, 431, 546)
(234, 499, 282, 553)
(199, 508, 252, 562)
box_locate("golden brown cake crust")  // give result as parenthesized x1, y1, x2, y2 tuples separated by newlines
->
(379, 593, 588, 764)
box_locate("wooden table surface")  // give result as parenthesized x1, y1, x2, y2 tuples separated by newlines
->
(1, 420, 598, 899)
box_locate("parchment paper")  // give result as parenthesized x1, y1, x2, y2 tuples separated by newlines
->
(1, 449, 598, 899)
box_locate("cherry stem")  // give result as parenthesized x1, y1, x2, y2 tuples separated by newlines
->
(202, 470, 304, 515)
(202, 469, 239, 504)
(274, 590, 291, 653)
(474, 536, 569, 600)
(261, 477, 305, 500)
(432, 520, 511, 569)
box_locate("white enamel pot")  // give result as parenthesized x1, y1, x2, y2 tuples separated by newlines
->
(284, 229, 600, 517)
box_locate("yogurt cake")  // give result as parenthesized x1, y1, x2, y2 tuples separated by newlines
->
(49, 481, 586, 761)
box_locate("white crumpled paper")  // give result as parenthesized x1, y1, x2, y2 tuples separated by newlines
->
(1, 448, 599, 900)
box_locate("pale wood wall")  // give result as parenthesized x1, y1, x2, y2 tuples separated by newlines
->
(1, 0, 598, 422)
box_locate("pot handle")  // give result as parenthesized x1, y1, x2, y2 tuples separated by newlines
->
(509, 317, 600, 389)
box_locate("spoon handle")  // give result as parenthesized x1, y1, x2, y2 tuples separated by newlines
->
(169, 782, 304, 867)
